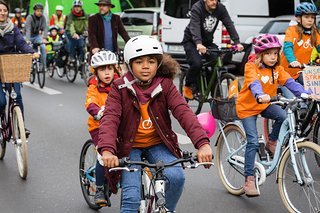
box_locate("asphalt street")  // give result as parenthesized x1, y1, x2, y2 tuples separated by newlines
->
(0, 74, 288, 213)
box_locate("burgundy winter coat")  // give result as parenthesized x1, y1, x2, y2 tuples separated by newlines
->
(98, 69, 210, 159)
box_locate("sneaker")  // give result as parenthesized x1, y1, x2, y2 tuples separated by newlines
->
(243, 176, 260, 197)
(265, 140, 277, 155)
(25, 128, 31, 139)
(94, 186, 108, 207)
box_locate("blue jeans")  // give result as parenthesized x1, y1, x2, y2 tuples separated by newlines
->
(242, 105, 287, 177)
(67, 34, 85, 61)
(120, 143, 185, 213)
(0, 83, 23, 114)
(30, 35, 46, 68)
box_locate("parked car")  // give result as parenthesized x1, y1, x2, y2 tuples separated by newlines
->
(117, 7, 161, 50)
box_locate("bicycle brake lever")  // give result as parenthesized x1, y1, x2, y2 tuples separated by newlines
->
(186, 162, 214, 169)
(109, 167, 138, 172)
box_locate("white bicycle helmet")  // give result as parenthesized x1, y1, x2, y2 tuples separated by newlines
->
(124, 35, 163, 65)
(91, 50, 118, 68)
(73, 0, 83, 7)
(56, 5, 64, 11)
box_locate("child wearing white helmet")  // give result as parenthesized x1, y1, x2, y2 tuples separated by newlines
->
(85, 50, 119, 206)
(98, 35, 213, 212)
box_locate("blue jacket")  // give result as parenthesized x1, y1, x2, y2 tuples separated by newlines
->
(0, 26, 33, 54)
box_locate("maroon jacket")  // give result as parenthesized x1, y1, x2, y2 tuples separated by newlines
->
(98, 63, 210, 159)
(88, 13, 130, 53)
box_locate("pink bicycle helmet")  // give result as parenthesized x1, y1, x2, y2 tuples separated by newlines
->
(197, 112, 216, 138)
(253, 34, 282, 54)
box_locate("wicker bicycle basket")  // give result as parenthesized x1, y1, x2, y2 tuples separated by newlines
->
(210, 97, 239, 122)
(0, 54, 33, 83)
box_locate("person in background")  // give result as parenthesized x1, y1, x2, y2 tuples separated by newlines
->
(49, 5, 66, 35)
(11, 8, 25, 33)
(46, 25, 62, 68)
(88, 0, 130, 56)
(25, 3, 48, 70)
(65, 0, 88, 63)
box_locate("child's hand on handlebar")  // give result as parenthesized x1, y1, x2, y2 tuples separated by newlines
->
(257, 94, 270, 103)
(197, 144, 213, 169)
(236, 43, 244, 51)
(102, 151, 119, 168)
(289, 61, 302, 68)
(32, 53, 40, 59)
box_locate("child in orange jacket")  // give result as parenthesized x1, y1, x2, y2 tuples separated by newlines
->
(236, 34, 309, 197)
(85, 50, 119, 206)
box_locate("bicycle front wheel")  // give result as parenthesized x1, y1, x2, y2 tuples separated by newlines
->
(179, 70, 203, 114)
(12, 106, 28, 179)
(0, 130, 6, 160)
(213, 73, 240, 99)
(81, 63, 90, 86)
(216, 123, 246, 195)
(312, 117, 320, 167)
(48, 65, 54, 77)
(37, 67, 46, 88)
(277, 141, 320, 213)
(30, 62, 37, 84)
(66, 61, 78, 83)
(79, 139, 101, 210)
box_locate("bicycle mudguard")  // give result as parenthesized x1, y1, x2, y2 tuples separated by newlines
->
(214, 121, 244, 147)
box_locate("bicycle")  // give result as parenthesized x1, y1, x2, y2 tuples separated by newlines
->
(30, 42, 46, 88)
(215, 95, 320, 212)
(79, 140, 213, 212)
(0, 83, 28, 179)
(179, 46, 241, 114)
(47, 41, 64, 79)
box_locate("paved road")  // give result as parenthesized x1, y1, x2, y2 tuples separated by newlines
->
(0, 75, 288, 213)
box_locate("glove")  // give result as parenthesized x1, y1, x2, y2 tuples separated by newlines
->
(94, 106, 105, 120)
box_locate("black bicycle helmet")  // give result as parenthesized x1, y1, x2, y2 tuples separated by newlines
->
(33, 3, 44, 10)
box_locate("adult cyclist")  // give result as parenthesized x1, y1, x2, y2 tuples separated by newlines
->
(182, 0, 244, 99)
(25, 3, 48, 71)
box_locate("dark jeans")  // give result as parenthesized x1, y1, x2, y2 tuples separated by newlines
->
(67, 34, 85, 61)
(183, 41, 218, 86)
(241, 104, 287, 176)
(0, 83, 23, 114)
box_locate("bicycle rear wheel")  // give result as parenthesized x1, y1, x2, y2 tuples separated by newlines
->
(178, 70, 203, 114)
(213, 73, 240, 99)
(12, 106, 28, 179)
(278, 141, 320, 213)
(37, 67, 46, 88)
(216, 123, 246, 195)
(312, 117, 320, 167)
(79, 139, 102, 210)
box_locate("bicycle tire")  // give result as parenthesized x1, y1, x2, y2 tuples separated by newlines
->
(56, 66, 65, 78)
(213, 73, 240, 99)
(81, 63, 89, 86)
(48, 65, 54, 78)
(312, 117, 320, 167)
(66, 61, 78, 83)
(79, 139, 102, 210)
(30, 62, 37, 84)
(216, 123, 245, 195)
(178, 70, 203, 114)
(37, 67, 46, 88)
(277, 141, 320, 213)
(12, 106, 28, 179)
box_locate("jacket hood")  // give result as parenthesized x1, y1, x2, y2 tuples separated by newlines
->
(156, 54, 181, 79)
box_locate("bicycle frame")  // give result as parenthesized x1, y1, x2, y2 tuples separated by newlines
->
(221, 98, 312, 186)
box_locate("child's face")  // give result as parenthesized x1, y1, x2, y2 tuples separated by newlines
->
(298, 14, 315, 29)
(50, 29, 57, 36)
(97, 65, 115, 84)
(262, 48, 279, 67)
(131, 56, 158, 83)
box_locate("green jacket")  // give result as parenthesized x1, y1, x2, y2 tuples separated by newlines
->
(66, 11, 88, 36)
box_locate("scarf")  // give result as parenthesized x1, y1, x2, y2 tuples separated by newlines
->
(129, 72, 164, 104)
(101, 12, 112, 22)
(72, 9, 84, 17)
(0, 19, 14, 37)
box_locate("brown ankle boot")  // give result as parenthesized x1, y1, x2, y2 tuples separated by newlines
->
(265, 140, 277, 154)
(243, 176, 260, 197)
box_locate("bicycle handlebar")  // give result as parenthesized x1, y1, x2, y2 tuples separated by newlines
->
(206, 45, 239, 55)
(109, 151, 214, 173)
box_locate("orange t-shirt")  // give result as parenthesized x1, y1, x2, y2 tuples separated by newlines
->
(236, 62, 291, 119)
(85, 84, 108, 132)
(133, 101, 162, 148)
(280, 25, 320, 79)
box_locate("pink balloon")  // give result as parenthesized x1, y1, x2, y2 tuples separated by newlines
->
(197, 112, 216, 138)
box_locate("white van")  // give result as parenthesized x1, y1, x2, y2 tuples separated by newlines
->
(160, 0, 301, 73)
